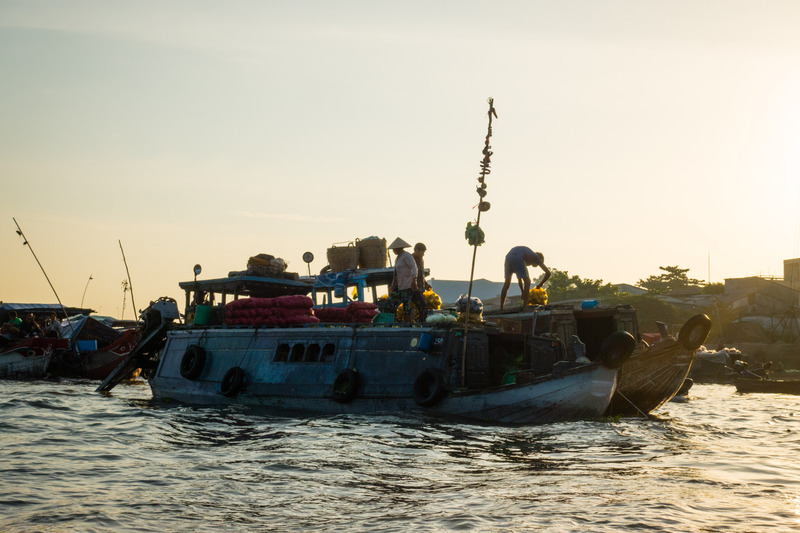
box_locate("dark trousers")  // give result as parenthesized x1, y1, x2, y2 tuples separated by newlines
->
(396, 289, 427, 322)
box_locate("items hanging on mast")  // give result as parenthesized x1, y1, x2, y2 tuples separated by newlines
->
(460, 97, 498, 387)
(464, 97, 497, 247)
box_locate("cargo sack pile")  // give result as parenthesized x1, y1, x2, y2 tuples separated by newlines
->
(224, 295, 319, 326)
(314, 302, 379, 324)
(456, 294, 484, 323)
(247, 254, 287, 277)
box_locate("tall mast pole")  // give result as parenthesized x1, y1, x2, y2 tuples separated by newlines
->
(119, 240, 138, 322)
(461, 98, 497, 386)
(13, 218, 78, 339)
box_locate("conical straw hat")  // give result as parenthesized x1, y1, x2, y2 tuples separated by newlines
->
(388, 237, 411, 249)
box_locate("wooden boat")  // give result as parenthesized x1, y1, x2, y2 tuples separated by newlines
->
(607, 314, 710, 416)
(486, 306, 712, 417)
(735, 377, 800, 395)
(42, 315, 142, 380)
(689, 346, 750, 383)
(99, 269, 636, 425)
(0, 337, 68, 379)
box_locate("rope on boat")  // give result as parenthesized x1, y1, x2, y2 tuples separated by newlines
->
(616, 391, 650, 419)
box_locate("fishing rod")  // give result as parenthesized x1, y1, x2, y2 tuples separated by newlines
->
(13, 217, 78, 340)
(119, 240, 138, 323)
(461, 98, 497, 386)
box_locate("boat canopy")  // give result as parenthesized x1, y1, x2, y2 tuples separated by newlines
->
(0, 303, 93, 322)
(178, 274, 314, 310)
(59, 315, 124, 350)
(302, 267, 426, 308)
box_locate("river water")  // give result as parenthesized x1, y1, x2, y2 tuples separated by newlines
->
(1, 380, 799, 532)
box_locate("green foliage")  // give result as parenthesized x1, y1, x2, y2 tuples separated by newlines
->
(636, 265, 704, 295)
(607, 294, 691, 332)
(545, 269, 619, 302)
(702, 282, 724, 294)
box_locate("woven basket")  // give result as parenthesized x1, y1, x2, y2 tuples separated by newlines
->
(356, 237, 387, 269)
(327, 243, 359, 272)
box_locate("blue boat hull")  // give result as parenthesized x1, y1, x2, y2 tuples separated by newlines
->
(148, 325, 620, 424)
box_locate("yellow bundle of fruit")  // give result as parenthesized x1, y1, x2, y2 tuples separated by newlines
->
(527, 288, 548, 306)
(395, 302, 421, 322)
(423, 289, 441, 310)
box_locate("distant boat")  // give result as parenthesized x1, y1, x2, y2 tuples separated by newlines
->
(689, 346, 757, 383)
(49, 315, 141, 380)
(0, 303, 82, 380)
(735, 377, 800, 395)
(0, 336, 68, 379)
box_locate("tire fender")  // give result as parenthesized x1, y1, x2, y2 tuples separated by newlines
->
(332, 369, 359, 403)
(180, 345, 207, 380)
(413, 369, 445, 407)
(599, 330, 637, 369)
(220, 366, 245, 397)
(678, 314, 712, 351)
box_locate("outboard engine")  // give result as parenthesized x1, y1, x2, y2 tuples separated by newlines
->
(140, 297, 181, 336)
(96, 297, 180, 393)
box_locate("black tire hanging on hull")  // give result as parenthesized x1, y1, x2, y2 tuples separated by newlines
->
(180, 345, 207, 380)
(220, 366, 245, 397)
(413, 369, 445, 407)
(332, 369, 359, 403)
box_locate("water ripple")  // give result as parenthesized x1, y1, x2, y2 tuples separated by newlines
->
(2, 381, 800, 531)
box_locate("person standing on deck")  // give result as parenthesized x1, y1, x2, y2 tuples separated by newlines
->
(412, 242, 432, 321)
(44, 313, 63, 338)
(499, 246, 551, 310)
(388, 237, 418, 322)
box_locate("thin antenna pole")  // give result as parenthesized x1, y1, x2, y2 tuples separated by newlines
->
(13, 218, 78, 339)
(461, 98, 497, 387)
(80, 274, 93, 308)
(119, 240, 138, 322)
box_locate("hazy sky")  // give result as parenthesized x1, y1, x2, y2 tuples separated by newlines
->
(3, 0, 800, 317)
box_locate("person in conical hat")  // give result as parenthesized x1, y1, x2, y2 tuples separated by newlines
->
(388, 237, 418, 322)
(388, 237, 411, 250)
(411, 243, 431, 321)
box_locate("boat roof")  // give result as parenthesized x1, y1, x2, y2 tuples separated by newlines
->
(0, 302, 94, 317)
(179, 275, 314, 298)
(302, 267, 397, 288)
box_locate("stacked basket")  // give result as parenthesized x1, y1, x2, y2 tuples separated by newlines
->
(326, 243, 359, 272)
(356, 237, 387, 269)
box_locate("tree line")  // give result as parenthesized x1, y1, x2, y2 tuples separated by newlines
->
(543, 265, 724, 335)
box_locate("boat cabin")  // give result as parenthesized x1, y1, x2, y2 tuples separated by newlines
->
(488, 303, 640, 362)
